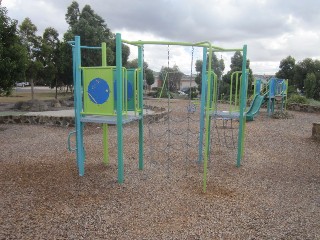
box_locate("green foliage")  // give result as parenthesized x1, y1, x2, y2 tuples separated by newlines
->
(293, 58, 314, 90)
(291, 58, 320, 100)
(308, 99, 320, 107)
(194, 53, 225, 94)
(56, 41, 73, 88)
(155, 87, 171, 98)
(222, 51, 254, 96)
(159, 65, 183, 92)
(287, 94, 309, 105)
(41, 27, 60, 90)
(126, 58, 155, 86)
(276, 56, 295, 82)
(64, 1, 129, 67)
(145, 68, 155, 86)
(185, 86, 198, 99)
(304, 73, 317, 99)
(0, 6, 27, 96)
(195, 73, 202, 93)
(287, 85, 296, 97)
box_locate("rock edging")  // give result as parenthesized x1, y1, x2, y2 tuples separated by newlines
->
(287, 103, 320, 113)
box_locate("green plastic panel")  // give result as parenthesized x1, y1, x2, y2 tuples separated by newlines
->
(82, 66, 115, 116)
(114, 68, 139, 112)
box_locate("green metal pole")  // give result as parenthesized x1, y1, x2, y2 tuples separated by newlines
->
(203, 45, 213, 193)
(229, 73, 234, 112)
(101, 42, 109, 165)
(236, 45, 247, 167)
(122, 39, 242, 53)
(235, 72, 239, 109)
(116, 33, 124, 183)
(138, 46, 144, 170)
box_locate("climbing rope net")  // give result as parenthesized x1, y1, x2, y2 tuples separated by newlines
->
(142, 45, 240, 181)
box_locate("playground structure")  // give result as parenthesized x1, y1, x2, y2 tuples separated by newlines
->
(68, 34, 248, 192)
(246, 77, 288, 121)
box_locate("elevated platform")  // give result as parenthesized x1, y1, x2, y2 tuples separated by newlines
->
(209, 110, 245, 120)
(80, 114, 142, 125)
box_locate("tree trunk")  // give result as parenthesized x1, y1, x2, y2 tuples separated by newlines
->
(55, 78, 58, 99)
(30, 79, 35, 101)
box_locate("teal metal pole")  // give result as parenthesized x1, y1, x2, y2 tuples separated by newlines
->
(138, 46, 144, 170)
(236, 45, 247, 167)
(74, 36, 85, 176)
(116, 33, 124, 183)
(198, 47, 207, 163)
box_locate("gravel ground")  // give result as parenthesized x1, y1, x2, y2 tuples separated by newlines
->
(0, 100, 319, 239)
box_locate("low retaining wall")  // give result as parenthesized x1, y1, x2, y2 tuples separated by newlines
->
(287, 103, 320, 113)
(0, 109, 168, 128)
(0, 115, 75, 127)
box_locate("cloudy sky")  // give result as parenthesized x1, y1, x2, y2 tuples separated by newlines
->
(3, 0, 320, 75)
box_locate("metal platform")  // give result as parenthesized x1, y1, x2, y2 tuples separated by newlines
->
(209, 110, 245, 120)
(80, 114, 142, 125)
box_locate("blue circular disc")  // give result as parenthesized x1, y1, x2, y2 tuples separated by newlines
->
(114, 81, 134, 100)
(88, 78, 110, 104)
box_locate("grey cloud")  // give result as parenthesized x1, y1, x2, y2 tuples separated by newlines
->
(3, 0, 320, 74)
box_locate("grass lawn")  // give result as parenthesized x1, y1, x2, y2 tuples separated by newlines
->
(0, 89, 73, 103)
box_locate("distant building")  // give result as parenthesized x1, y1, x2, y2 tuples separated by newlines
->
(150, 72, 197, 90)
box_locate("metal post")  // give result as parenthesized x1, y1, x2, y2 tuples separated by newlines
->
(236, 45, 247, 167)
(74, 36, 85, 176)
(138, 46, 144, 170)
(203, 45, 213, 193)
(116, 33, 124, 183)
(198, 47, 207, 163)
(101, 42, 109, 165)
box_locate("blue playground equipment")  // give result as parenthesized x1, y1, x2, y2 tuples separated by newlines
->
(68, 33, 248, 193)
(246, 77, 288, 121)
(67, 35, 144, 183)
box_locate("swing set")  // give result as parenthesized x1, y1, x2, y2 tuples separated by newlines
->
(68, 33, 248, 192)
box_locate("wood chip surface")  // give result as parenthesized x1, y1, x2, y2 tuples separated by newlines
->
(1, 100, 319, 239)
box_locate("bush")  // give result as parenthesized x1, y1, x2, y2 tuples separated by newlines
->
(287, 94, 309, 105)
(287, 85, 296, 97)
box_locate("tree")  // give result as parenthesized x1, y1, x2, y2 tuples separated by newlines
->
(195, 60, 203, 92)
(304, 73, 316, 99)
(159, 65, 183, 92)
(126, 58, 148, 69)
(126, 58, 154, 87)
(41, 27, 61, 98)
(275, 56, 295, 82)
(57, 42, 73, 92)
(19, 18, 43, 100)
(194, 53, 225, 93)
(293, 58, 315, 90)
(293, 58, 320, 99)
(145, 69, 155, 87)
(222, 51, 254, 95)
(0, 6, 27, 96)
(64, 1, 130, 67)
